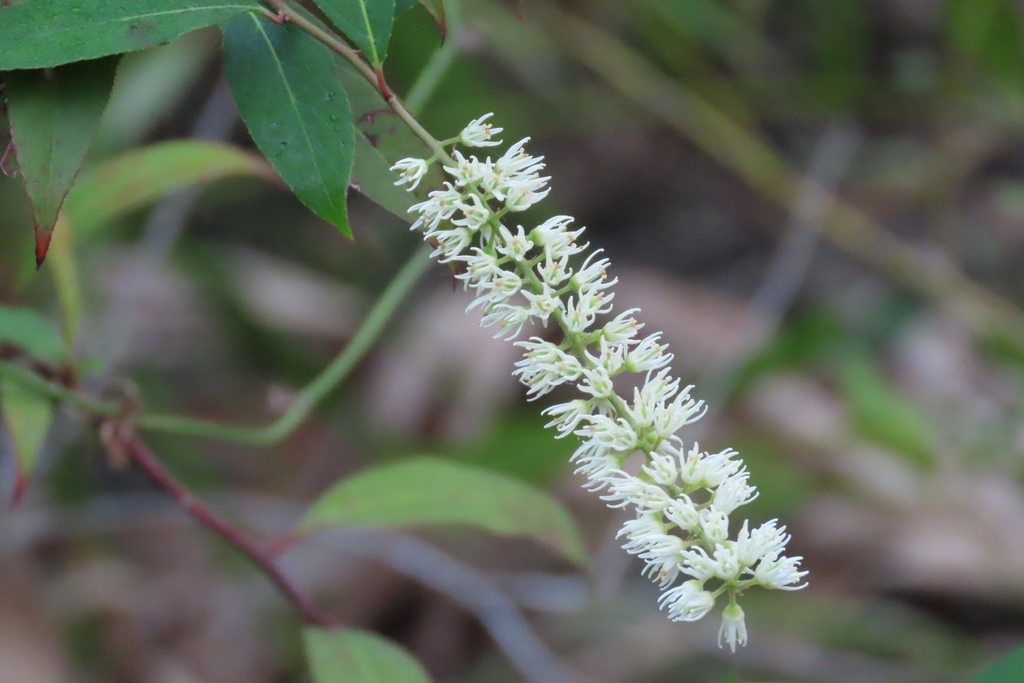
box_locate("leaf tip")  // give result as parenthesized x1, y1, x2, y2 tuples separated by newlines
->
(10, 464, 28, 508)
(34, 226, 53, 268)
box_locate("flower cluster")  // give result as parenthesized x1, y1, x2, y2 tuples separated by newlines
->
(391, 115, 807, 650)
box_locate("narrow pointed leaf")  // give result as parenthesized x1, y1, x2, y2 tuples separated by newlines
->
(223, 13, 356, 238)
(301, 457, 589, 567)
(0, 305, 66, 362)
(313, 0, 395, 67)
(0, 0, 262, 70)
(63, 140, 277, 239)
(305, 628, 431, 683)
(5, 57, 118, 265)
(1, 378, 55, 505)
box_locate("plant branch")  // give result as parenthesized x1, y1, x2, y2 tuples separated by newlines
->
(115, 422, 338, 628)
(261, 0, 454, 164)
(0, 360, 119, 417)
(135, 245, 433, 445)
(0, 246, 432, 446)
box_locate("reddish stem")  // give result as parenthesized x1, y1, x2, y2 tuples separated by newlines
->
(375, 67, 393, 102)
(120, 427, 338, 628)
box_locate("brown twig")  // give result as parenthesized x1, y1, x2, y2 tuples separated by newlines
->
(111, 421, 338, 628)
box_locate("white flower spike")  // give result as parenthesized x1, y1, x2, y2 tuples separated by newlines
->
(391, 117, 807, 649)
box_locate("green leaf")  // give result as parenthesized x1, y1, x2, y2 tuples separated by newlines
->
(970, 645, 1024, 683)
(840, 356, 934, 468)
(0, 0, 262, 70)
(947, 0, 1004, 59)
(1, 378, 55, 505)
(0, 305, 66, 362)
(301, 457, 589, 567)
(222, 13, 356, 238)
(304, 628, 432, 683)
(63, 140, 276, 240)
(5, 57, 118, 265)
(338, 61, 441, 200)
(393, 0, 446, 35)
(946, 0, 1024, 91)
(313, 0, 395, 68)
(351, 132, 419, 219)
(418, 0, 446, 36)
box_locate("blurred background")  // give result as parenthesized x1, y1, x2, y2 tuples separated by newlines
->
(3, 0, 1024, 681)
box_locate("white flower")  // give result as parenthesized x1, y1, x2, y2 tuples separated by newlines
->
(652, 390, 705, 439)
(571, 251, 615, 295)
(754, 551, 808, 590)
(625, 333, 672, 373)
(505, 180, 551, 212)
(451, 193, 490, 230)
(480, 303, 530, 339)
(409, 182, 461, 230)
(604, 477, 672, 510)
(513, 339, 583, 398)
(711, 543, 741, 580)
(643, 451, 679, 485)
(562, 296, 598, 334)
(712, 472, 758, 515)
(443, 150, 486, 186)
(664, 495, 700, 531)
(391, 157, 429, 190)
(576, 413, 638, 454)
(542, 399, 592, 436)
(571, 442, 619, 482)
(640, 533, 688, 587)
(601, 309, 642, 344)
(739, 520, 791, 566)
(536, 253, 571, 286)
(660, 580, 716, 622)
(531, 215, 586, 258)
(680, 546, 717, 581)
(619, 513, 667, 553)
(591, 338, 627, 375)
(577, 365, 615, 400)
(699, 507, 730, 545)
(429, 226, 473, 262)
(468, 269, 523, 312)
(718, 603, 747, 652)
(676, 444, 741, 488)
(495, 224, 534, 261)
(522, 283, 564, 325)
(459, 112, 504, 147)
(494, 138, 545, 181)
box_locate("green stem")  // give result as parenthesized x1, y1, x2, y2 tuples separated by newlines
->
(136, 246, 433, 445)
(1, 247, 431, 446)
(0, 362, 120, 417)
